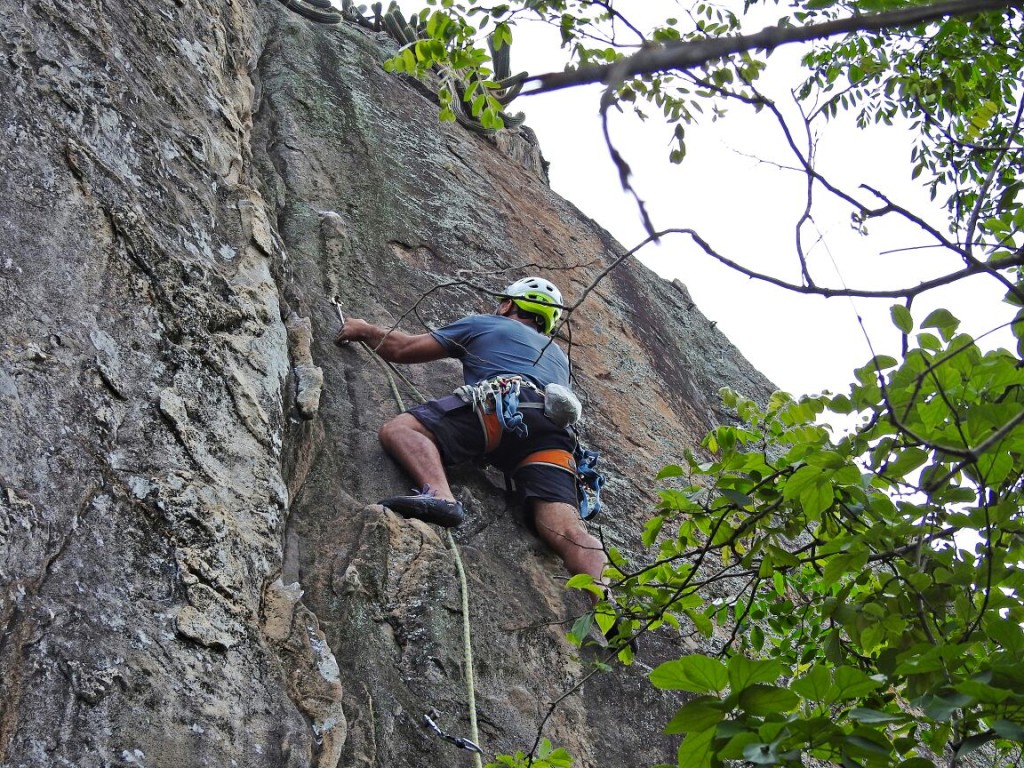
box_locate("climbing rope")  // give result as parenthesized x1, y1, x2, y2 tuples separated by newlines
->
(444, 534, 483, 768)
(333, 298, 483, 766)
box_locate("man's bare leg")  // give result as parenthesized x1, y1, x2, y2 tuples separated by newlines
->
(377, 413, 456, 501)
(533, 499, 607, 605)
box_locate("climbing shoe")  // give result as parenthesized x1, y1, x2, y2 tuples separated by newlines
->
(379, 488, 465, 528)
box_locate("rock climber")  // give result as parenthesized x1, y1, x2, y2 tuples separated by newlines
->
(334, 276, 607, 601)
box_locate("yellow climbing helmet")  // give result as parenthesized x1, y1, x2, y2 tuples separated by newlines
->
(502, 276, 563, 335)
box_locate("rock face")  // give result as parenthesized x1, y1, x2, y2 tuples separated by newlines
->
(0, 2, 773, 767)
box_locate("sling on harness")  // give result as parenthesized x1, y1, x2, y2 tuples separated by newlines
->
(454, 376, 605, 520)
(454, 375, 530, 452)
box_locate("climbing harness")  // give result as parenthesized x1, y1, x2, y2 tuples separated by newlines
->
(423, 712, 484, 755)
(454, 375, 533, 451)
(453, 375, 584, 451)
(512, 443, 606, 521)
(455, 375, 605, 520)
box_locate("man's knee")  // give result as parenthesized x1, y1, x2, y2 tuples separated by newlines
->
(377, 415, 401, 447)
(378, 413, 434, 449)
(534, 501, 589, 546)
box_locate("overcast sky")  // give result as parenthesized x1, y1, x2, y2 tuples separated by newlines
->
(494, 8, 1013, 397)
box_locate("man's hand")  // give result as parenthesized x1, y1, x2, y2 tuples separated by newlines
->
(335, 318, 372, 346)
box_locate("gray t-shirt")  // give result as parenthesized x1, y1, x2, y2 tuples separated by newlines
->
(431, 314, 570, 388)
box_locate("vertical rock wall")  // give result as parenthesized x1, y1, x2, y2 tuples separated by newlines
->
(0, 1, 774, 766)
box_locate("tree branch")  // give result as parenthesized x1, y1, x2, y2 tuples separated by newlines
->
(656, 227, 1024, 299)
(522, 0, 1023, 95)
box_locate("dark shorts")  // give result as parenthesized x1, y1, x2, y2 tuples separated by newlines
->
(406, 392, 579, 508)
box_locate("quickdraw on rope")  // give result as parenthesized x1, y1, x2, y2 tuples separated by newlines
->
(494, 378, 528, 437)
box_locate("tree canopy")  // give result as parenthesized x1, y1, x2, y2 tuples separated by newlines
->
(385, 1, 1024, 765)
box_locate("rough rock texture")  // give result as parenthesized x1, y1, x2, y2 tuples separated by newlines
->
(0, 2, 774, 766)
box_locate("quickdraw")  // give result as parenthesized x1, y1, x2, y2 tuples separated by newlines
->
(574, 448, 605, 521)
(422, 712, 484, 755)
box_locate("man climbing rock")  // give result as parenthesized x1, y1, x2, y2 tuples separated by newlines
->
(334, 276, 607, 599)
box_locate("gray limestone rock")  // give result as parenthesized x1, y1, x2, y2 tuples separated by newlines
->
(0, 1, 774, 766)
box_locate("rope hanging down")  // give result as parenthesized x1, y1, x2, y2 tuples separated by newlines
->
(333, 298, 483, 767)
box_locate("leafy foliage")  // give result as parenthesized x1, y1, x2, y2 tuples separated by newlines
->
(382, 0, 766, 159)
(486, 738, 574, 767)
(606, 307, 1024, 765)
(548, 305, 1024, 767)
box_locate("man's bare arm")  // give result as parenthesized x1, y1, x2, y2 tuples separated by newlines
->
(335, 318, 448, 364)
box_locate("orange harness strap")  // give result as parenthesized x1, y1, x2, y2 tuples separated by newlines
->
(478, 406, 504, 453)
(514, 448, 577, 475)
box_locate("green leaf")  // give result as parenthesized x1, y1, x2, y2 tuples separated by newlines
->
(657, 464, 684, 479)
(822, 550, 868, 586)
(401, 47, 416, 72)
(918, 692, 973, 721)
(783, 465, 822, 508)
(676, 726, 716, 768)
(737, 684, 800, 716)
(790, 664, 834, 704)
(844, 730, 894, 758)
(921, 308, 961, 340)
(649, 655, 728, 693)
(642, 515, 666, 547)
(664, 696, 726, 734)
(742, 741, 782, 765)
(890, 304, 913, 333)
(568, 612, 593, 647)
(771, 570, 786, 597)
(727, 656, 786, 691)
(684, 607, 714, 638)
(848, 707, 907, 724)
(992, 719, 1024, 741)
(834, 666, 883, 700)
(717, 730, 761, 760)
(720, 488, 753, 507)
(565, 574, 595, 589)
(954, 731, 996, 759)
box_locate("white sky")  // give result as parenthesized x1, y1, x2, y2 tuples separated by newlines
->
(498, 7, 1014, 397)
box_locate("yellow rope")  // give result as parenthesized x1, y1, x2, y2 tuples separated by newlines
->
(337, 303, 482, 765)
(447, 528, 483, 768)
